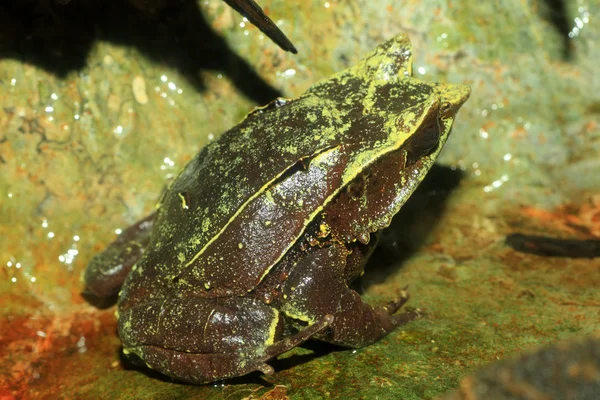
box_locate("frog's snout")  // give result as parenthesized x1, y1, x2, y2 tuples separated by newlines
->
(440, 83, 471, 112)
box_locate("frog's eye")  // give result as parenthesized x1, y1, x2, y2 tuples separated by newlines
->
(440, 102, 454, 117)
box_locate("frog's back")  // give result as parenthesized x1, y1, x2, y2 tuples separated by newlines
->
(133, 95, 355, 293)
(123, 34, 446, 297)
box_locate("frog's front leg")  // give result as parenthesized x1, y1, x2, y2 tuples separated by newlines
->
(280, 243, 420, 348)
(118, 295, 332, 384)
(83, 212, 157, 300)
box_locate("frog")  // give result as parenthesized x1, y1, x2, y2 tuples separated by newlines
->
(83, 34, 470, 384)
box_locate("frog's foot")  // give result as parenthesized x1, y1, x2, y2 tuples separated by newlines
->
(382, 288, 410, 314)
(280, 244, 420, 348)
(382, 288, 424, 325)
(118, 296, 332, 384)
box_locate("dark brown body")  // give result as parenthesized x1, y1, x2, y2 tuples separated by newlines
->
(84, 35, 470, 384)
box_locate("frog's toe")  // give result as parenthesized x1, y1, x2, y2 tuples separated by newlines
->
(391, 307, 424, 326)
(256, 363, 275, 376)
(381, 289, 424, 326)
(382, 287, 410, 315)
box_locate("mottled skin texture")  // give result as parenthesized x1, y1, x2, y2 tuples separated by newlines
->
(84, 34, 470, 384)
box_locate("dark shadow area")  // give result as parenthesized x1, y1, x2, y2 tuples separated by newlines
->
(356, 165, 464, 291)
(539, 0, 572, 60)
(0, 0, 282, 105)
(294, 336, 346, 354)
(506, 233, 600, 258)
(267, 346, 337, 372)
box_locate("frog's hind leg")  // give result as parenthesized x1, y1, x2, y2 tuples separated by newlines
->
(117, 296, 332, 384)
(83, 212, 156, 300)
(280, 243, 421, 348)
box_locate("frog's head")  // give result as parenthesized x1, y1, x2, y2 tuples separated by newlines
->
(305, 34, 469, 155)
(300, 34, 470, 196)
(360, 35, 470, 161)
(357, 33, 470, 127)
(336, 34, 471, 200)
(399, 82, 470, 163)
(436, 82, 471, 125)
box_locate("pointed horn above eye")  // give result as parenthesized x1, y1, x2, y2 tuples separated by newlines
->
(354, 34, 414, 83)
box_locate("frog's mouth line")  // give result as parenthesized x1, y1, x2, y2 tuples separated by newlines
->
(403, 115, 452, 178)
(363, 114, 453, 233)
